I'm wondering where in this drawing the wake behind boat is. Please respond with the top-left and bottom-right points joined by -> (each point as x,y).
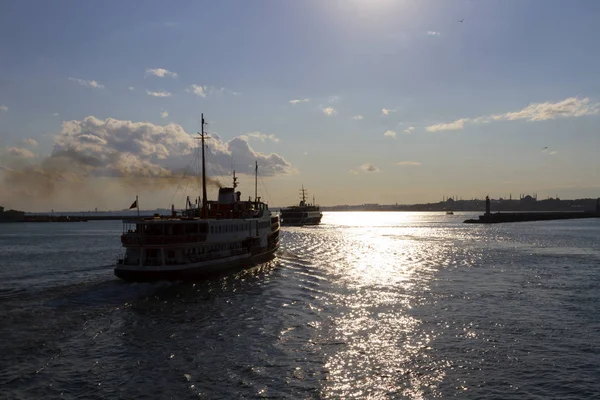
114,114 -> 280,281
280,186 -> 322,226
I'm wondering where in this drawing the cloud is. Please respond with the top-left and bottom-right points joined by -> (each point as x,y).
128,87 -> 135,91
383,130 -> 397,139
360,163 -> 379,172
240,131 -> 280,143
68,77 -> 105,89
146,90 -> 172,97
185,85 -> 239,98
350,163 -> 380,174
403,126 -> 415,134
0,105 -> 7,112
20,138 -> 38,147
289,98 -> 309,104
351,115 -> 364,120
382,108 -> 395,116
426,97 -> 600,132
426,31 -> 440,36
322,107 -> 336,116
542,148 -> 558,155
395,161 -> 422,166
0,116 -> 294,208
426,119 -> 466,132
328,95 -> 341,103
51,113 -> 59,116
145,68 -> 178,78
215,87 -> 240,96
186,84 -> 207,97
160,110 -> 168,119
6,147 -> 35,158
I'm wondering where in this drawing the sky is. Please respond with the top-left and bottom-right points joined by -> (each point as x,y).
1,0 -> 599,211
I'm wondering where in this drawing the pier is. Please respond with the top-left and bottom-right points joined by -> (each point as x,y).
464,197 -> 600,224
22,215 -> 145,223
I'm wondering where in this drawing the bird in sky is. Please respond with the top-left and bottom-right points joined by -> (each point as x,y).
459,19 -> 464,23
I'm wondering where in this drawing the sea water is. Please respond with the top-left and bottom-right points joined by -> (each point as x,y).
0,212 -> 599,399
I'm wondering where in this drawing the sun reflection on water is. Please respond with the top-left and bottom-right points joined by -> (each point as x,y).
309,212 -> 453,398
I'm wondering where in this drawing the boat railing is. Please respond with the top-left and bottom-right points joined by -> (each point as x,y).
121,233 -> 208,246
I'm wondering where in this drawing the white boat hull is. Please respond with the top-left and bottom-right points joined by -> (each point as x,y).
114,248 -> 277,282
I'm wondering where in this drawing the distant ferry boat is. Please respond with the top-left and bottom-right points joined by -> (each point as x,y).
114,114 -> 280,281
280,186 -> 322,226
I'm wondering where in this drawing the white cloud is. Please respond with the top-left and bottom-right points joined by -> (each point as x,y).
502,97 -> 598,121
186,84 -> 207,97
1,118 -> 292,210
185,85 -> 239,98
403,126 -> 415,134
240,131 -> 280,143
216,87 -> 240,96
68,77 -> 105,89
382,108 -> 395,116
383,130 -> 397,139
51,113 -> 59,116
146,90 -> 172,98
21,116 -> 294,183
160,110 -> 168,119
426,119 -> 466,132
426,97 -> 600,132
6,147 -> 35,158
289,98 -> 309,104
0,105 -> 7,112
20,138 -> 38,147
351,115 -> 364,120
396,161 -> 422,166
145,68 -> 178,78
128,87 -> 135,91
542,148 -> 558,155
426,31 -> 440,36
322,107 -> 336,116
359,163 -> 380,173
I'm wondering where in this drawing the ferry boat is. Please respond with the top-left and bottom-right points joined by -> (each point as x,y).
280,186 -> 322,226
114,114 -> 280,281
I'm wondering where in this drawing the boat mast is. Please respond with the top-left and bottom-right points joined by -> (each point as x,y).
254,161 -> 258,205
201,114 -> 208,218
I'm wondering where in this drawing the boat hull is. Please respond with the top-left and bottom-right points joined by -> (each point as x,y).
114,248 -> 277,282
280,218 -> 322,226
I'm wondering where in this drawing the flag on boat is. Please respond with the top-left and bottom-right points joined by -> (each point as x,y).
129,200 -> 137,209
